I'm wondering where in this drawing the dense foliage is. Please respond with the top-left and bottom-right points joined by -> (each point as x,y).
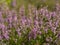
0,0 -> 60,45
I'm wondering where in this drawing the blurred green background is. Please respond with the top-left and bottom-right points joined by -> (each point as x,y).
0,0 -> 60,11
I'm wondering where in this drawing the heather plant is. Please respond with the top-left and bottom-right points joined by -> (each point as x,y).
0,0 -> 60,45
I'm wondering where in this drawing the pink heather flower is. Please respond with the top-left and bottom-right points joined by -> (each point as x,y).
45,11 -> 51,20
29,27 -> 37,39
26,18 -> 31,27
0,23 -> 9,40
37,31 -> 42,35
56,3 -> 60,11
0,35 -> 2,40
34,20 -> 39,25
34,20 -> 39,28
51,27 -> 56,34
16,28 -> 21,36
50,12 -> 56,17
33,10 -> 39,20
46,37 -> 50,42
8,23 -> 12,28
19,5 -> 25,16
0,11 -> 2,17
44,27 -> 48,33
40,7 -> 48,16
32,7 -> 38,16
12,0 -> 16,7
2,29 -> 9,40
21,16 -> 27,27
39,8 -> 44,14
3,33 -> 9,40
12,13 -> 17,22
7,16 -> 12,24
55,20 -> 59,27
49,20 -> 52,27
14,16 -> 17,21
0,24 -> 5,30
39,20 -> 43,26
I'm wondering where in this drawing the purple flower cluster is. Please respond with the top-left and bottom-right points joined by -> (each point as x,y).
0,2 -> 60,45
